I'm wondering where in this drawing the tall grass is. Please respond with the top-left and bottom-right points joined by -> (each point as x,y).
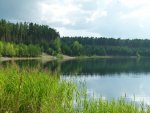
0,64 -> 150,113
0,65 -> 76,113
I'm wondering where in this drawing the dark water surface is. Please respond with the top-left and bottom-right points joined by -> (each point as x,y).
3,58 -> 150,105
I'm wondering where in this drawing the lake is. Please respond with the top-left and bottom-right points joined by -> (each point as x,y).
2,58 -> 150,105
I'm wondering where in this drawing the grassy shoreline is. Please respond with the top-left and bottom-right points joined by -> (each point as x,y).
0,65 -> 150,113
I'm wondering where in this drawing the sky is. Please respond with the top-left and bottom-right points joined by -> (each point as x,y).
0,0 -> 150,39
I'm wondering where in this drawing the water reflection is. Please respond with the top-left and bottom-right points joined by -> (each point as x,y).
2,58 -> 150,76
60,58 -> 150,75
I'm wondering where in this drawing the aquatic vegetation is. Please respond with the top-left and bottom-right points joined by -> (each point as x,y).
0,65 -> 150,113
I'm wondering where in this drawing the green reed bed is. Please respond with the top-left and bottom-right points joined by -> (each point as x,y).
0,65 -> 150,113
0,65 -> 76,113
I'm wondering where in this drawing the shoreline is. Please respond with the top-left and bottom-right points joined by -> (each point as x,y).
0,54 -> 76,62
0,57 -> 41,61
0,55 -> 142,62
76,55 -> 140,59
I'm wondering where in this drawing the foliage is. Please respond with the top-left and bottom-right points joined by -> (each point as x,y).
72,41 -> 83,56
2,19 -> 150,57
61,37 -> 150,57
0,19 -> 60,56
51,38 -> 61,54
0,41 -> 41,57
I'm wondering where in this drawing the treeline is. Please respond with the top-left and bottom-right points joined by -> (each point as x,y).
0,41 -> 41,57
61,37 -> 150,56
0,19 -> 61,56
2,19 -> 150,57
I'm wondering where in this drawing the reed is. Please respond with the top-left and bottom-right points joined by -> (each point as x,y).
0,65 -> 150,113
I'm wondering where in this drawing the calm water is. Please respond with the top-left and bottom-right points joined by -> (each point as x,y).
2,58 -> 150,105
61,58 -> 150,105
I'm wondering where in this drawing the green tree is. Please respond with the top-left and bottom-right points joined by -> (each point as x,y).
72,41 -> 83,56
3,43 -> 16,57
0,41 -> 4,55
50,37 -> 61,55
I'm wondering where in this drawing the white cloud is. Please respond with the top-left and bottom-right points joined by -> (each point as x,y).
37,0 -> 150,38
56,27 -> 101,37
86,10 -> 107,22
1,0 -> 150,38
121,0 -> 150,8
121,7 -> 150,20
39,1 -> 85,25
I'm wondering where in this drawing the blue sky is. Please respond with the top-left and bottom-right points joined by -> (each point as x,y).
0,0 -> 150,39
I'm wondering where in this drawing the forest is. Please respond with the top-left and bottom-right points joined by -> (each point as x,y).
1,19 -> 150,57
61,37 -> 150,57
0,19 -> 60,57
